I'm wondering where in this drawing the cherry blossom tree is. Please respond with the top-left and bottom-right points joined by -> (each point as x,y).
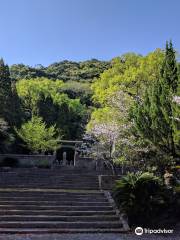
90,122 -> 120,158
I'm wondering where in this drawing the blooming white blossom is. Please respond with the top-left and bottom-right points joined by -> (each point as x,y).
91,122 -> 119,144
173,96 -> 180,105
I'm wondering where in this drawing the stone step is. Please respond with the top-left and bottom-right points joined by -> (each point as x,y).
0,181 -> 98,183
0,175 -> 98,178
0,170 -> 112,174
0,182 -> 99,185
0,205 -> 113,211
0,193 -> 104,198
0,191 -> 103,195
0,180 -> 98,183
0,201 -> 110,206
0,228 -> 125,233
0,172 -> 97,174
8,173 -> 98,175
0,176 -> 97,178
0,176 -> 98,179
0,184 -> 99,188
0,215 -> 119,222
5,169 -> 97,172
0,184 -> 99,187
0,177 -> 98,180
0,173 -> 99,176
0,180 -> 99,184
0,169 -> 125,233
0,195 -> 104,199
0,197 -> 107,202
0,179 -> 98,182
0,186 -> 99,190
0,178 -> 98,181
0,221 -> 122,229
0,210 -> 116,216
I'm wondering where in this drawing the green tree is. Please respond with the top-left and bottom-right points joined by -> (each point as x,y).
10,64 -> 48,81
16,116 -> 60,153
92,51 -> 164,105
16,78 -> 87,139
0,59 -> 12,121
16,77 -> 64,116
59,81 -> 93,106
133,41 -> 179,156
38,95 -> 87,139
0,118 -> 14,153
0,59 -> 23,128
161,41 -> 178,92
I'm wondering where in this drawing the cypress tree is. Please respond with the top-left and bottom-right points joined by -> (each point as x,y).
0,58 -> 11,85
0,58 -> 12,121
161,41 -> 178,93
0,58 -> 22,127
133,41 -> 179,156
158,41 -> 179,155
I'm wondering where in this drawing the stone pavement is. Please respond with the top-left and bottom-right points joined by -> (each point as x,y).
0,231 -> 179,240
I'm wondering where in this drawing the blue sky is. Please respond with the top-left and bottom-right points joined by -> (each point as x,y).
0,0 -> 179,66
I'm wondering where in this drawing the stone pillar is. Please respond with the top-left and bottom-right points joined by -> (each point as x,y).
74,151 -> 78,166
63,152 -> 67,166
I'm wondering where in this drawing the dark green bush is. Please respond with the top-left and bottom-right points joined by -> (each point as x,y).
112,172 -> 171,226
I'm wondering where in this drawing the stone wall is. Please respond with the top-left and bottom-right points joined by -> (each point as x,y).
99,175 -> 122,190
0,154 -> 55,168
75,157 -> 96,170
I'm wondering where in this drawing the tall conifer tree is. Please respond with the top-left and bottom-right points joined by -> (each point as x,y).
0,58 -> 22,127
133,41 -> 179,156
0,58 -> 12,121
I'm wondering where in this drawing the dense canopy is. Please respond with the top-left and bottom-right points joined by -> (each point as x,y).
0,44 -> 179,162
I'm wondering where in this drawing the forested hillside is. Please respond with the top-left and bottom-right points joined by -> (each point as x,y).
10,59 -> 110,82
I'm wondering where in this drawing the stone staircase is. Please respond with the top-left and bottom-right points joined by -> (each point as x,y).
0,168 -> 126,233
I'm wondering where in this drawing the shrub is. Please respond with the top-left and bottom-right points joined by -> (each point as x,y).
112,172 -> 167,226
